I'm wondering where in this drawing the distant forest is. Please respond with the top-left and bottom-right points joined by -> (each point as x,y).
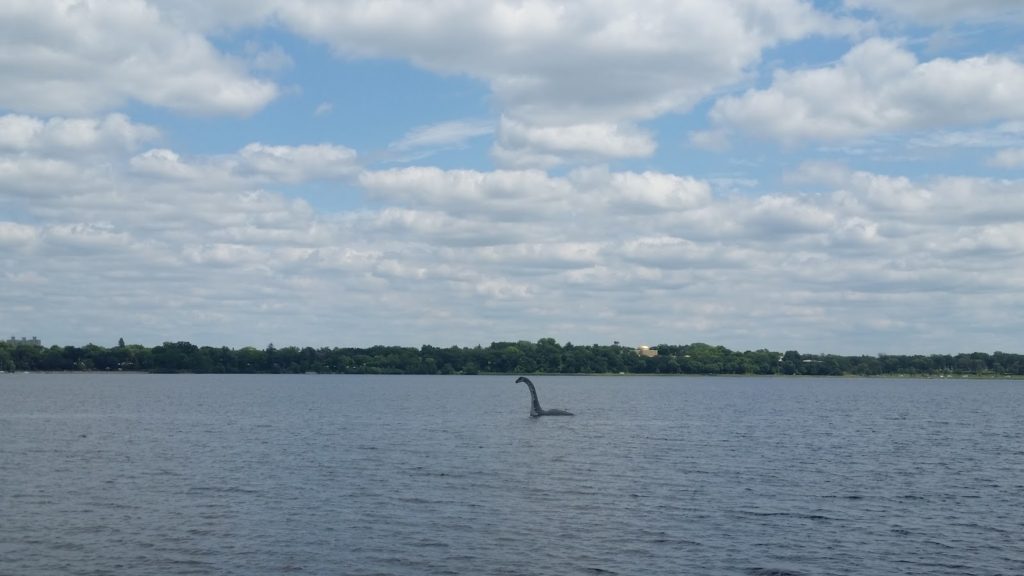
1,338 -> 1022,377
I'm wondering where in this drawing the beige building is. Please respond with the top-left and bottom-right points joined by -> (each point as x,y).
636,345 -> 658,358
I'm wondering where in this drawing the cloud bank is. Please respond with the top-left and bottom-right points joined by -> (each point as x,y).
2,1 -> 1024,355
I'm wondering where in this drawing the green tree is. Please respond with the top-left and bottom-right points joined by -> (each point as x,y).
0,346 -> 15,372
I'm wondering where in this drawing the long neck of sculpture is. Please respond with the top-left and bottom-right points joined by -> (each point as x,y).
523,378 -> 543,415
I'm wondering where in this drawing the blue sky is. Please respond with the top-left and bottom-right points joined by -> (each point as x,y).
3,0 -> 1024,354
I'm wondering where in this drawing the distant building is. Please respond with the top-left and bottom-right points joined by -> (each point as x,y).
636,345 -> 658,358
5,336 -> 42,347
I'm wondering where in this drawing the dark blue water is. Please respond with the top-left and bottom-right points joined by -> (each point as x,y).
1,374 -> 1022,575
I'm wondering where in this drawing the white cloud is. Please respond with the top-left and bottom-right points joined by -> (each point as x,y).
147,0 -> 280,31
0,1 -> 864,163
0,221 -> 39,248
471,242 -> 602,270
0,155 -> 107,197
264,0 -> 859,162
0,115 -> 46,150
795,163 -> 1024,226
359,208 -> 520,248
949,223 -> 1024,254
989,148 -> 1024,168
618,236 -> 750,270
569,166 -> 711,213
0,113 -> 159,154
358,165 -> 716,231
743,194 -> 837,235
128,142 -> 360,185
907,122 -> 1024,150
182,242 -> 271,268
235,143 -> 360,183
6,134 -> 1024,351
608,171 -> 711,212
709,38 -> 1024,143
489,147 -> 566,170
494,116 -> 656,167
244,42 -> 294,71
129,149 -> 200,180
389,120 -> 494,152
359,167 -> 574,222
0,0 -> 278,115
45,222 -> 133,250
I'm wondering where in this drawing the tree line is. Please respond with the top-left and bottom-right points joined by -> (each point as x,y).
1,338 -> 1022,377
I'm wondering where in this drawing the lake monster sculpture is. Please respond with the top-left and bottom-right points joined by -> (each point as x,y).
515,376 -> 573,417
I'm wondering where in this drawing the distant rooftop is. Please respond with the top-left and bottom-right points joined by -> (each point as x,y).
5,336 -> 42,347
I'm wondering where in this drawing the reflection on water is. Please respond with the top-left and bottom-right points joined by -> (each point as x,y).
1,374 -> 1023,575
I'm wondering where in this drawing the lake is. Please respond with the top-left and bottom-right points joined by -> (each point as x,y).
1,374 -> 1022,575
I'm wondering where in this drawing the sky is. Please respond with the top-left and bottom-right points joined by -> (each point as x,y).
3,0 -> 1024,354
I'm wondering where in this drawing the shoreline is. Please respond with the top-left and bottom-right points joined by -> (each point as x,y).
3,370 -> 1022,380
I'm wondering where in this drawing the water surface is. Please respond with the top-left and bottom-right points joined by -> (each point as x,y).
2,374 -> 1022,575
